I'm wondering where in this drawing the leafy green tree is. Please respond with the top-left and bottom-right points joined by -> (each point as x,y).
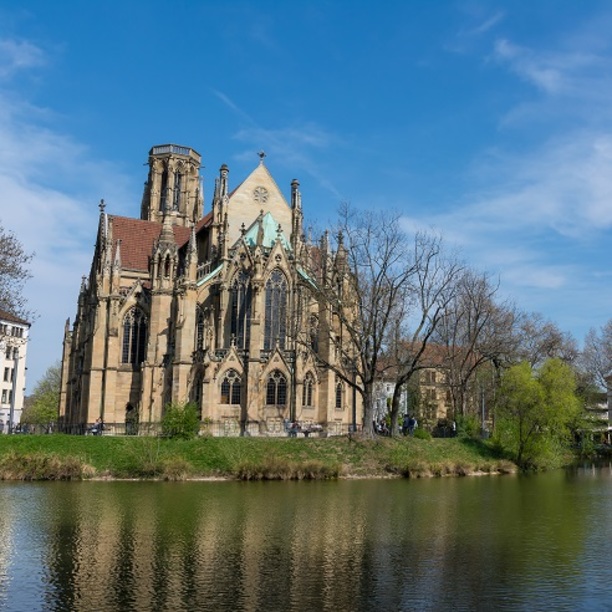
494,358 -> 581,469
22,362 -> 61,431
161,402 -> 200,439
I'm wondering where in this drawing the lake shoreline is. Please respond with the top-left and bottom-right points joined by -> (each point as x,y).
0,434 -> 525,481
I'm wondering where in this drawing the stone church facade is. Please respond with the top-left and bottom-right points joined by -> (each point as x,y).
59,144 -> 358,436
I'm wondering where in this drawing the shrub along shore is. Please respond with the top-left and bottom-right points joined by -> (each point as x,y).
0,434 -> 519,481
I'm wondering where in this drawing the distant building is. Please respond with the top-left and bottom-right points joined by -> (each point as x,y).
60,145 -> 360,435
0,308 -> 30,433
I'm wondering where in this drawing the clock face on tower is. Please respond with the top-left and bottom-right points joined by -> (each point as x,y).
253,186 -> 269,204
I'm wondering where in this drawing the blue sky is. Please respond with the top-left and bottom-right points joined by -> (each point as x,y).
1,1 -> 611,389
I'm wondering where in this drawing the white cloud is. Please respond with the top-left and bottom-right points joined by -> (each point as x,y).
0,42 -> 134,388
0,38 -> 45,79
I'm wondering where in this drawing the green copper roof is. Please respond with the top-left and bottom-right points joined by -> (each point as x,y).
242,211 -> 292,251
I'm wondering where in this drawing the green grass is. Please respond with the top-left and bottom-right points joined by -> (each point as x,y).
0,434 -> 517,481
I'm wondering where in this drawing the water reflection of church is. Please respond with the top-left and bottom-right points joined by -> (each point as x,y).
59,144 -> 359,435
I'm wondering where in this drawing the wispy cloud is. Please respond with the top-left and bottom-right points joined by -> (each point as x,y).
0,38 -> 45,79
0,38 -> 133,385
404,23 -> 612,332
492,38 -> 605,95
214,89 -> 343,199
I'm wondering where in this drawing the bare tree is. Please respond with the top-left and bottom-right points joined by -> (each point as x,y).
386,233 -> 464,435
303,203 -> 417,437
513,311 -> 577,368
581,320 -> 612,391
0,220 -> 34,322
432,270 -> 516,417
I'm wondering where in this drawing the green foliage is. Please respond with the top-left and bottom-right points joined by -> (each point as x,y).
21,362 -> 61,428
494,359 -> 582,469
160,402 -> 200,440
413,428 -> 432,440
456,414 -> 481,440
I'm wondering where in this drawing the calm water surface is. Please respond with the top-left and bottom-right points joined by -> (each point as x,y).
1,466 -> 612,611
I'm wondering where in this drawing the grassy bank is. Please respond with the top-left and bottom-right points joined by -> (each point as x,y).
0,434 -> 517,481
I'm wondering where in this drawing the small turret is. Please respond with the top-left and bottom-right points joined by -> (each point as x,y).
290,178 -> 303,251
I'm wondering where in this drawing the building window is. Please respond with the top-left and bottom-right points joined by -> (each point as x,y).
335,380 -> 344,410
121,308 -> 148,365
264,269 -> 287,351
266,370 -> 287,406
196,305 -> 206,352
191,371 -> 203,415
159,169 -> 168,210
220,369 -> 241,405
1,390 -> 6,404
302,372 -> 314,407
309,314 -> 319,353
173,172 -> 182,210
3,368 -> 8,382
230,271 -> 252,350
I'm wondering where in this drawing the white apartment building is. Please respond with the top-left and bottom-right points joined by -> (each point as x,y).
0,308 -> 30,433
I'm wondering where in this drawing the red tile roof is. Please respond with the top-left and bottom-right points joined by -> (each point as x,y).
109,213 -> 212,272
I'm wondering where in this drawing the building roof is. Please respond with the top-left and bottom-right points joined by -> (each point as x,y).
110,213 -> 211,272
241,211 -> 292,250
0,307 -> 30,327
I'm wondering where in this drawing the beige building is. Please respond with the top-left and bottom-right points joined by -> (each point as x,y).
0,308 -> 30,433
59,144 -> 358,435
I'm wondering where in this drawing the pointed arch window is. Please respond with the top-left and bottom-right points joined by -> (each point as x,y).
220,369 -> 241,405
335,379 -> 344,410
230,271 -> 252,350
266,370 -> 287,406
196,305 -> 207,352
302,372 -> 315,408
173,171 -> 182,210
264,269 -> 287,351
160,169 -> 168,211
191,370 -> 203,416
122,308 -> 148,365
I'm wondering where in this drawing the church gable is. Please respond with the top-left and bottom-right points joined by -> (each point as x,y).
226,162 -> 292,247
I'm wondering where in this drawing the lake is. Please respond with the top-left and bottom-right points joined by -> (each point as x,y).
1,466 -> 611,611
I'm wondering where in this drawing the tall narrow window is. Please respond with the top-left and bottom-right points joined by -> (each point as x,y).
173,172 -> 182,210
309,314 -> 319,353
266,370 -> 287,406
220,369 -> 241,405
264,269 -> 287,351
122,308 -> 148,365
230,271 -> 251,350
196,305 -> 206,352
335,380 -> 343,410
302,372 -> 314,407
160,169 -> 168,210
191,371 -> 203,416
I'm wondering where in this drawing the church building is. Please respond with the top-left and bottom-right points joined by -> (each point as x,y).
59,144 -> 358,436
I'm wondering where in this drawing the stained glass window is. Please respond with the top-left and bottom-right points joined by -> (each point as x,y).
266,370 -> 287,406
302,372 -> 314,407
220,369 -> 241,405
121,308 -> 148,365
230,271 -> 252,350
264,269 -> 287,350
